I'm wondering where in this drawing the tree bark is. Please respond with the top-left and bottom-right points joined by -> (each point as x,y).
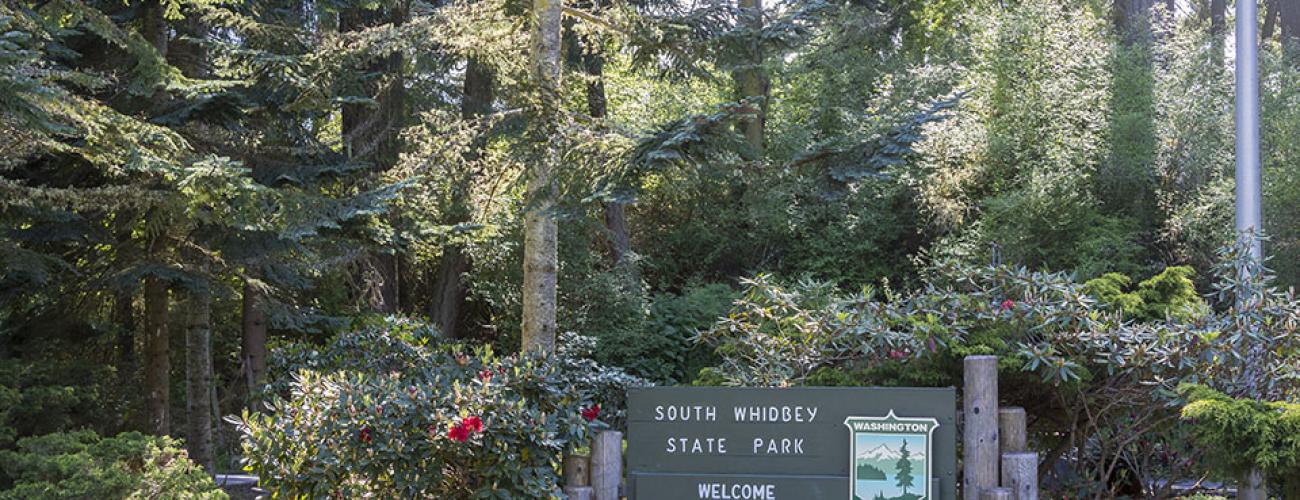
734,0 -> 768,156
583,45 -> 608,120
430,245 -> 471,338
185,287 -> 214,473
463,57 -> 496,122
1114,0 -> 1158,43
142,0 -> 168,66
340,7 -> 407,169
522,0 -> 563,353
1263,0 -> 1280,40
580,36 -> 632,266
240,279 -> 267,401
602,202 -> 630,264
428,57 -> 494,338
1211,0 -> 1228,67
341,5 -> 407,314
1283,0 -> 1300,47
114,290 -> 135,366
1210,0 -> 1227,34
141,0 -> 171,438
143,276 -> 169,436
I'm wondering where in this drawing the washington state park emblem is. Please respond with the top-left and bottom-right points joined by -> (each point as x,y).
844,411 -> 939,500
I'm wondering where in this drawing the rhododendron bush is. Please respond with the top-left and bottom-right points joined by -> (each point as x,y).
235,319 -> 645,497
698,239 -> 1300,497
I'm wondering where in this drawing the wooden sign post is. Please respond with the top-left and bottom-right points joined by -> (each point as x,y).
963,356 -> 998,500
626,387 -> 958,500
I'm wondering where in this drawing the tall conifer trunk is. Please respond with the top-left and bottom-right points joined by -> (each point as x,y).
1283,0 -> 1300,47
522,0 -> 562,353
140,0 -> 172,439
174,14 -> 215,469
429,58 -> 494,338
580,31 -> 632,266
143,276 -> 169,435
1114,0 -> 1155,40
603,202 -> 630,264
241,280 -> 267,400
1263,0 -> 1280,40
342,6 -> 407,314
114,291 -> 134,366
735,0 -> 767,155
184,286 -> 214,473
1211,0 -> 1227,67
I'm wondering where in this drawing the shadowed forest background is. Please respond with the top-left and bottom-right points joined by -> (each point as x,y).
2,0 -> 1300,497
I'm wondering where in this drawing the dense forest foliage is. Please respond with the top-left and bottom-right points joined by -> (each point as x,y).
2,0 -> 1300,496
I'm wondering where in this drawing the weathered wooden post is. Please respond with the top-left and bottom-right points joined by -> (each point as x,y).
1239,470 -> 1267,500
998,407 -> 1027,453
964,355 -> 999,500
1000,452 -> 1038,500
978,487 -> 1013,500
565,485 -> 595,500
591,430 -> 622,500
564,453 -> 593,500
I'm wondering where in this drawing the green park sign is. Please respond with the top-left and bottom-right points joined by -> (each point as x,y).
626,387 -> 957,500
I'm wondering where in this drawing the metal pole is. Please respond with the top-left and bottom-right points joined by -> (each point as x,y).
1236,0 -> 1265,400
1234,3 -> 1267,498
1236,0 -> 1261,259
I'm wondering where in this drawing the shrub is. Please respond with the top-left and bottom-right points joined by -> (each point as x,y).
594,324 -> 680,383
238,320 -> 645,498
700,239 -> 1300,497
0,346 -> 134,448
0,430 -> 225,499
1085,266 -> 1204,322
593,283 -> 735,384
1179,384 -> 1300,496
1083,272 -> 1144,317
260,316 -> 442,398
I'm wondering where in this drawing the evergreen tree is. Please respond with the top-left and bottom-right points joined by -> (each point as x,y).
1,0 -> 400,440
895,439 -> 914,495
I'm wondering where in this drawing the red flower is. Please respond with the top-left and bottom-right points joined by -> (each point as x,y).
1000,298 -> 1015,311
888,350 -> 907,360
358,427 -> 373,444
478,369 -> 493,382
463,415 -> 484,433
448,423 -> 470,442
581,404 -> 601,422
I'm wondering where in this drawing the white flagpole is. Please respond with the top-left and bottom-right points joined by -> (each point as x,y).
1234,0 -> 1266,498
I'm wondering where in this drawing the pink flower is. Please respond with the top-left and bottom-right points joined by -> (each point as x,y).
358,427 -> 373,444
581,404 -> 601,422
1000,299 -> 1015,311
478,369 -> 493,383
889,350 -> 907,360
448,423 -> 470,442
463,415 -> 484,433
